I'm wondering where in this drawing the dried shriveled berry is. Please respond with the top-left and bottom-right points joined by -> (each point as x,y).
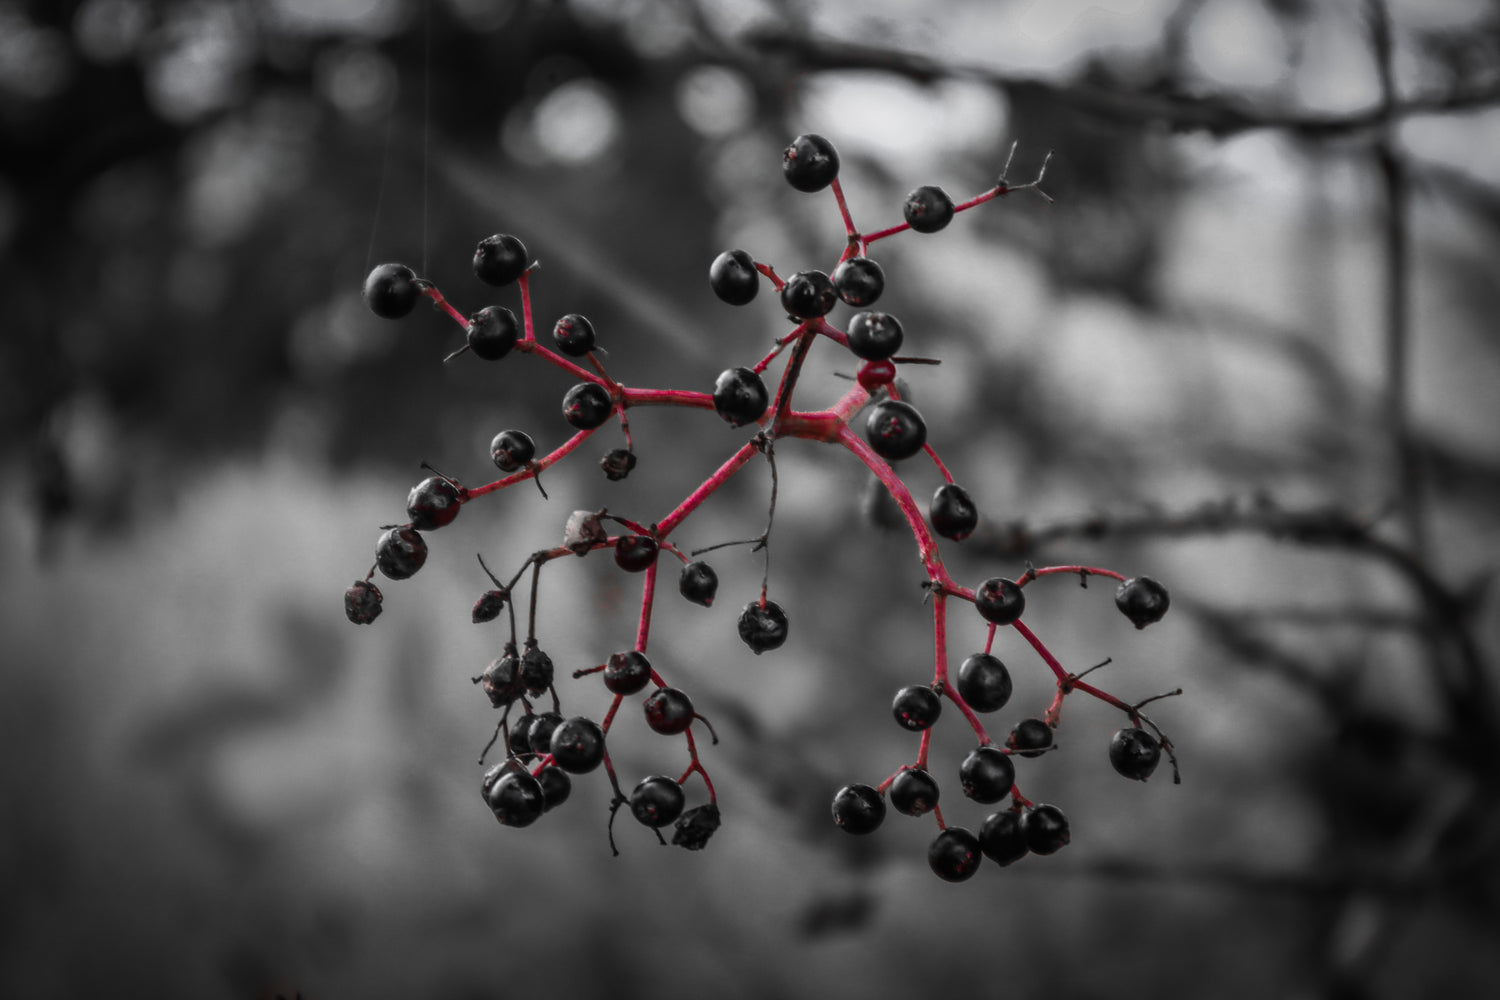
520,642 -> 554,696
737,600 -> 789,654
375,526 -> 427,580
672,802 -> 721,850
973,577 -> 1025,625
473,234 -> 528,287
537,765 -> 571,811
1116,576 -> 1170,629
344,579 -> 383,624
600,448 -> 636,481
630,775 -> 686,828
478,646 -> 524,708
891,685 -> 942,732
782,133 -> 840,192
466,305 -> 519,360
832,783 -> 886,835
406,476 -> 462,531
710,249 -> 759,305
928,827 -> 982,882
363,262 -> 419,319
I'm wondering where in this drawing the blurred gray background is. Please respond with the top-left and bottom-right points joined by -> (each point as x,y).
3,0 -> 1499,997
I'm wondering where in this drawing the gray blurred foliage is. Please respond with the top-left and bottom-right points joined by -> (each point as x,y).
2,0 -> 1500,998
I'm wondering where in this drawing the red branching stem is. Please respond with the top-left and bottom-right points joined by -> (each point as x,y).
754,261 -> 785,290
464,428 -> 596,499
830,177 -> 859,243
1012,618 -> 1136,715
916,727 -> 932,770
932,803 -> 947,830
656,439 -> 761,539
752,330 -> 806,375
635,559 -> 658,653
864,180 -> 1017,245
621,387 -> 716,411
983,622 -> 998,655
1017,564 -> 1128,587
518,271 -> 536,342
924,442 -> 955,484
769,326 -> 819,424
681,727 -> 717,801
835,425 -> 948,579
513,339 -> 601,383
600,692 -> 624,733
935,593 -> 994,744
421,284 -> 469,328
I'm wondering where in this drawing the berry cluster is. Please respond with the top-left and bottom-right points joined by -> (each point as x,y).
346,134 -> 1181,873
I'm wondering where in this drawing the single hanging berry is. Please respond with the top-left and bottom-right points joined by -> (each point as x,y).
903,185 -> 955,233
930,483 -> 978,541
1020,803 -> 1071,855
485,769 -> 545,827
477,644 -> 524,708
551,313 -> 597,357
973,577 -> 1025,625
549,716 -> 606,773
959,745 -> 1016,803
1007,718 -> 1054,758
520,642 -> 554,696
490,429 -> 536,472
406,476 -> 462,531
1109,726 -> 1162,781
955,653 -> 1013,712
865,399 -> 927,461
832,256 -> 884,307
709,249 -> 759,305
889,767 -> 940,817
928,828 -> 982,882
979,809 -> 1029,866
782,133 -> 840,192
831,783 -> 885,835
363,262 -> 419,319
737,600 -> 789,654
614,535 -> 658,573
779,270 -> 837,320
891,684 -> 942,732
629,775 -> 687,828
678,561 -> 718,607
1115,576 -> 1170,629
643,687 -> 696,736
344,579 -> 383,624
712,367 -> 770,427
600,448 -> 636,481
375,526 -> 427,580
603,650 -> 653,696
561,382 -> 613,430
473,234 -> 528,287
467,305 -> 519,360
845,311 -> 903,361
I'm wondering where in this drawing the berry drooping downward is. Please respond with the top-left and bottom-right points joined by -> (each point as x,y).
737,600 -> 789,654
955,653 -> 1013,712
604,650 -> 653,696
520,642 -> 554,696
782,133 -> 840,192
865,399 -> 927,461
363,262 -> 419,319
1021,803 -> 1071,855
832,783 -> 886,835
537,765 -> 571,811
678,561 -> 719,607
779,270 -> 837,320
630,775 -> 687,828
1007,718 -> 1054,758
857,359 -> 897,393
490,429 -> 536,472
959,745 -> 1016,803
614,535 -> 659,573
485,769 -> 545,827
1115,576 -> 1171,629
600,448 -> 636,481
644,686 -> 695,736
709,249 -> 760,306
928,828 -> 983,882
478,645 -> 524,708
526,712 -> 565,755
473,234 -> 528,287
562,382 -> 613,430
1109,727 -> 1162,781
344,579 -> 383,624
467,305 -> 519,360
472,589 -> 506,623
712,367 -> 770,427
890,767 -> 940,817
549,716 -> 606,773
845,311 -> 904,361
930,483 -> 978,541
891,684 -> 943,732
551,313 -> 597,357
979,810 -> 1029,866
974,577 -> 1025,625
903,185 -> 955,234
832,256 -> 884,307
375,526 -> 427,580
406,476 -> 462,531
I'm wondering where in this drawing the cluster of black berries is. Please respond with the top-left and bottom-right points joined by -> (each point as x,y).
345,132 -> 1181,874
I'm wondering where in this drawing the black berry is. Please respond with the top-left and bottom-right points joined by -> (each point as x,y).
959,745 -> 1016,803
526,712 -> 565,755
614,535 -> 658,573
1115,576 -> 1170,629
928,827 -> 983,882
537,765 -> 571,811
551,313 -> 596,357
520,642 -> 554,696
466,305 -> 519,360
375,526 -> 427,580
864,399 -> 927,461
712,367 -> 770,427
831,783 -> 886,835
903,185 -> 955,234
891,684 -> 942,732
630,775 -> 687,828
679,561 -> 718,607
486,769 -> 545,827
472,589 -> 506,623
643,687 -> 695,736
604,650 -> 653,696
1007,718 -> 1054,758
363,262 -> 418,319
478,645 -> 524,708
710,249 -> 759,305
406,475 -> 462,531
600,448 -> 636,481
1021,803 -> 1070,855
890,768 -> 940,817
490,429 -> 536,472
930,483 -> 978,541
974,577 -> 1025,625
832,256 -> 884,307
979,810 -> 1029,866
845,311 -> 904,361
508,722 -> 534,757
548,716 -> 606,773
473,234 -> 528,287
344,579 -> 383,624
737,600 -> 789,654
1109,727 -> 1162,781
673,802 -> 721,850
779,270 -> 837,320
955,653 -> 1013,713
782,133 -> 840,192
561,382 -> 612,430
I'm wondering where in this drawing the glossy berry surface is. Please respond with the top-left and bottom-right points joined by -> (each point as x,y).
1007,718 -> 1054,758
955,653 -> 1013,713
614,535 -> 659,573
712,367 -> 770,427
831,783 -> 886,835
472,589 -> 506,623
865,399 -> 927,461
709,249 -> 759,305
537,765 -> 571,811
344,579 -> 383,624
890,768 -> 940,817
974,577 -> 1025,625
600,448 -> 636,481
561,382 -> 613,430
363,262 -> 419,319
604,650 -> 653,696
375,526 -> 427,580
779,270 -> 837,320
928,827 -> 983,882
832,256 -> 884,307
630,775 -> 687,828
782,133 -> 840,192
845,311 -> 904,361
1021,803 -> 1071,855
643,687 -> 695,736
1116,576 -> 1171,629
678,561 -> 718,607
466,305 -> 519,360
508,722 -> 534,757
979,810 -> 1029,866
478,648 -> 524,708
548,716 -> 606,773
489,429 -> 536,472
486,770 -> 545,827
737,600 -> 789,654
959,745 -> 1016,803
406,476 -> 462,531
903,185 -> 955,233
473,234 -> 528,287
1109,727 -> 1162,781
551,313 -> 597,357
520,643 -> 554,696
526,712 -> 565,755
891,684 -> 942,731
930,483 -> 978,541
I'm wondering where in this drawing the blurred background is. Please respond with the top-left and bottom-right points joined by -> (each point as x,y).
3,0 -> 1499,996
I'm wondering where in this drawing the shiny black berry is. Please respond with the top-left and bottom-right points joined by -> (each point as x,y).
526,712 -> 565,755
406,475 -> 462,531
737,600 -> 789,654
955,653 -> 1013,713
486,769 -> 545,827
549,716 -> 606,773
903,185 -> 955,234
551,313 -> 597,357
478,646 -> 524,708
890,767 -> 940,817
520,642 -> 554,696
1021,803 -> 1071,855
779,269 -> 837,320
832,256 -> 884,307
928,827 -> 983,882
1115,576 -> 1170,629
375,526 -> 427,580
643,686 -> 695,736
537,765 -> 571,811
344,579 -> 383,624
562,382 -> 612,430
472,589 -> 506,623
831,783 -> 886,835
782,133 -> 840,192
508,722 -> 534,757
614,535 -> 658,573
712,367 -> 770,427
930,483 -> 978,541
845,311 -> 904,361
600,448 -> 636,481
679,561 -> 718,607
974,577 -> 1025,625
710,249 -> 759,305
1007,718 -> 1054,758
959,745 -> 1016,803
865,399 -> 927,461
604,650 -> 653,696
630,775 -> 686,828
467,305 -> 519,360
490,429 -> 536,472
363,262 -> 419,319
891,684 -> 942,732
473,234 -> 528,287
979,810 -> 1029,866
1109,727 -> 1162,781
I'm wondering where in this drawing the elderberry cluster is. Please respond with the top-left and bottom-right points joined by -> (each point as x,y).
345,133 -> 1183,875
